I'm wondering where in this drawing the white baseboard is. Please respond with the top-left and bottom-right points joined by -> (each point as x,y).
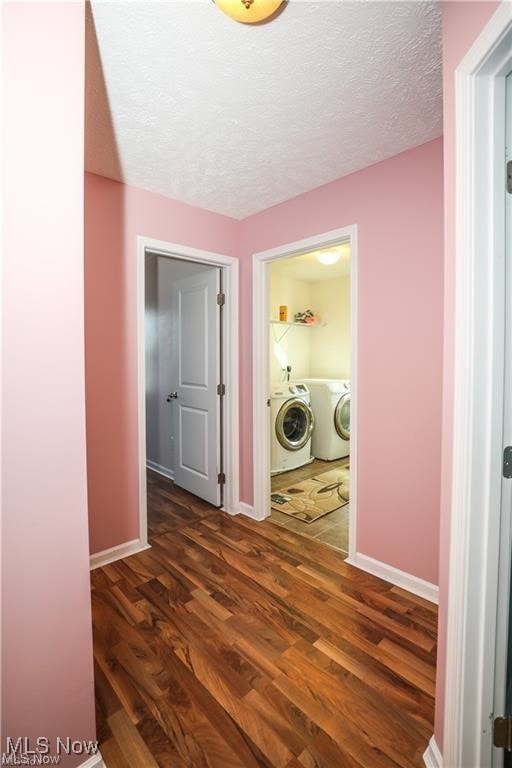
238,501 -> 266,521
146,460 -> 174,481
90,538 -> 151,570
346,552 -> 439,604
423,736 -> 442,768
79,752 -> 106,768
223,502 -> 239,516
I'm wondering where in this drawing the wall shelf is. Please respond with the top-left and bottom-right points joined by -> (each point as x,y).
270,319 -> 327,344
269,320 -> 326,328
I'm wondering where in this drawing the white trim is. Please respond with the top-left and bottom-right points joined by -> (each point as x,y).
238,500 -> 259,520
445,4 -> 512,768
89,538 -> 150,571
78,753 -> 106,768
147,459 -> 174,481
136,236 -> 240,532
346,552 -> 438,605
251,225 -> 358,561
348,225 -> 358,560
423,737 -> 442,768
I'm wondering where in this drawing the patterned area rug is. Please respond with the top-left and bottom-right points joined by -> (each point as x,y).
271,465 -> 350,523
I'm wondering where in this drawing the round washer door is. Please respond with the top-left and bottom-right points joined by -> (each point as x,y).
275,398 -> 314,451
334,391 -> 350,440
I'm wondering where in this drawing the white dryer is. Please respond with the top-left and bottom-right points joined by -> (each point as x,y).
303,379 -> 350,460
270,382 -> 314,475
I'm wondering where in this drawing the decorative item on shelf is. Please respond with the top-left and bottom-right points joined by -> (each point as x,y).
294,309 -> 320,325
213,0 -> 284,24
279,305 -> 288,322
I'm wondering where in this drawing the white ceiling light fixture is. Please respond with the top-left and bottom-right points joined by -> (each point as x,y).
214,0 -> 284,24
316,251 -> 341,266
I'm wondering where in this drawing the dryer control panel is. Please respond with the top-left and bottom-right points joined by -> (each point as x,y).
289,384 -> 308,395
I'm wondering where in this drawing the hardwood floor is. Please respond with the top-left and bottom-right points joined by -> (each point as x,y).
270,458 -> 350,554
91,470 -> 437,767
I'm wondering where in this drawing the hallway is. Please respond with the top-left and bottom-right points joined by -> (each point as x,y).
91,471 -> 437,767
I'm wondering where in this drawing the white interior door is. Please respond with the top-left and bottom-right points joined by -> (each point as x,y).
170,267 -> 222,506
493,70 -> 512,767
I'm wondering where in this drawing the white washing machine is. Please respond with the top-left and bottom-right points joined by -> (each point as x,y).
270,382 -> 314,475
302,379 -> 350,460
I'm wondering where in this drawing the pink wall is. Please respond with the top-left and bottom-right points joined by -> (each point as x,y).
86,141 -> 444,588
85,173 -> 238,554
1,4 -> 96,766
434,0 -> 500,750
239,139 -> 444,585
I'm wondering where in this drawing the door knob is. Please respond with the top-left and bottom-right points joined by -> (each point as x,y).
166,392 -> 178,401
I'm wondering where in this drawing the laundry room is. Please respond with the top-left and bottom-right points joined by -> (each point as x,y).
269,242 -> 352,555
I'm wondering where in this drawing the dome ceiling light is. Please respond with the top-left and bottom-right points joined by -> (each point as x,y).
214,0 -> 284,24
316,251 -> 341,266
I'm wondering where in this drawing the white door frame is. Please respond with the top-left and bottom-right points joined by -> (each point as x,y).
137,235 -> 240,546
252,224 -> 358,561
443,5 -> 512,767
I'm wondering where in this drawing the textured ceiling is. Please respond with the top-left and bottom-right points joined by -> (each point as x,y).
86,1 -> 442,220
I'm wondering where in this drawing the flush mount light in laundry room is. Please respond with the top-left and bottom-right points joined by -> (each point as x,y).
316,251 -> 341,266
214,0 -> 284,24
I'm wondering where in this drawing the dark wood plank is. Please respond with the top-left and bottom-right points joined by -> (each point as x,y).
91,471 -> 437,767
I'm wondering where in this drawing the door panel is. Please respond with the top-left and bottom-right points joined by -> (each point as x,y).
180,284 -> 208,386
171,267 -> 221,506
180,406 -> 208,475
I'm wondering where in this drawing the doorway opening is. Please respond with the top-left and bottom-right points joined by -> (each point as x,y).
145,254 -> 224,502
252,225 -> 357,560
137,236 -> 240,547
268,244 -> 351,554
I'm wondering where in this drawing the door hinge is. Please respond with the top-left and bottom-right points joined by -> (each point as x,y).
507,160 -> 512,194
493,716 -> 512,751
217,472 -> 226,485
503,446 -> 512,478
217,292 -> 226,306
217,383 -> 226,396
